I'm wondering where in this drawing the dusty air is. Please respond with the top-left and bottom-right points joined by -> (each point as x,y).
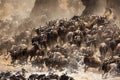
0,0 -> 120,80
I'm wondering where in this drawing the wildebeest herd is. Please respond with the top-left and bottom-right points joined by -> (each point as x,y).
0,13 -> 120,79
0,68 -> 74,80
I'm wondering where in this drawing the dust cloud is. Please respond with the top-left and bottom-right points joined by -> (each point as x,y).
81,0 -> 107,16
81,0 -> 120,25
0,0 -> 35,20
30,0 -> 120,26
0,0 -> 35,39
31,0 -> 85,25
0,0 -> 120,32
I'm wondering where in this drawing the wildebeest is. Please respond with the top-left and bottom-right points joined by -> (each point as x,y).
114,43 -> 120,56
8,45 -> 28,64
60,74 -> 74,80
99,42 -> 108,59
73,35 -> 82,47
27,42 -> 40,61
28,74 -> 39,80
84,54 -> 102,72
101,58 -> 119,78
66,31 -> 74,44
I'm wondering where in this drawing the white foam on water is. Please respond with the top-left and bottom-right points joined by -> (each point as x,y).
21,64 -> 120,80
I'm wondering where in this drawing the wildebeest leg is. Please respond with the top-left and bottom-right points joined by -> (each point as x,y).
30,56 -> 33,61
110,49 -> 115,58
86,42 -> 91,47
76,41 -> 81,47
102,72 -> 105,79
102,68 -> 113,79
102,72 -> 108,79
84,65 -> 89,72
40,43 -> 43,49
60,36 -> 66,45
11,60 -> 14,64
43,42 -> 47,49
101,52 -> 105,60
93,41 -> 97,50
79,41 -> 81,47
5,52 -> 10,60
11,59 -> 16,67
